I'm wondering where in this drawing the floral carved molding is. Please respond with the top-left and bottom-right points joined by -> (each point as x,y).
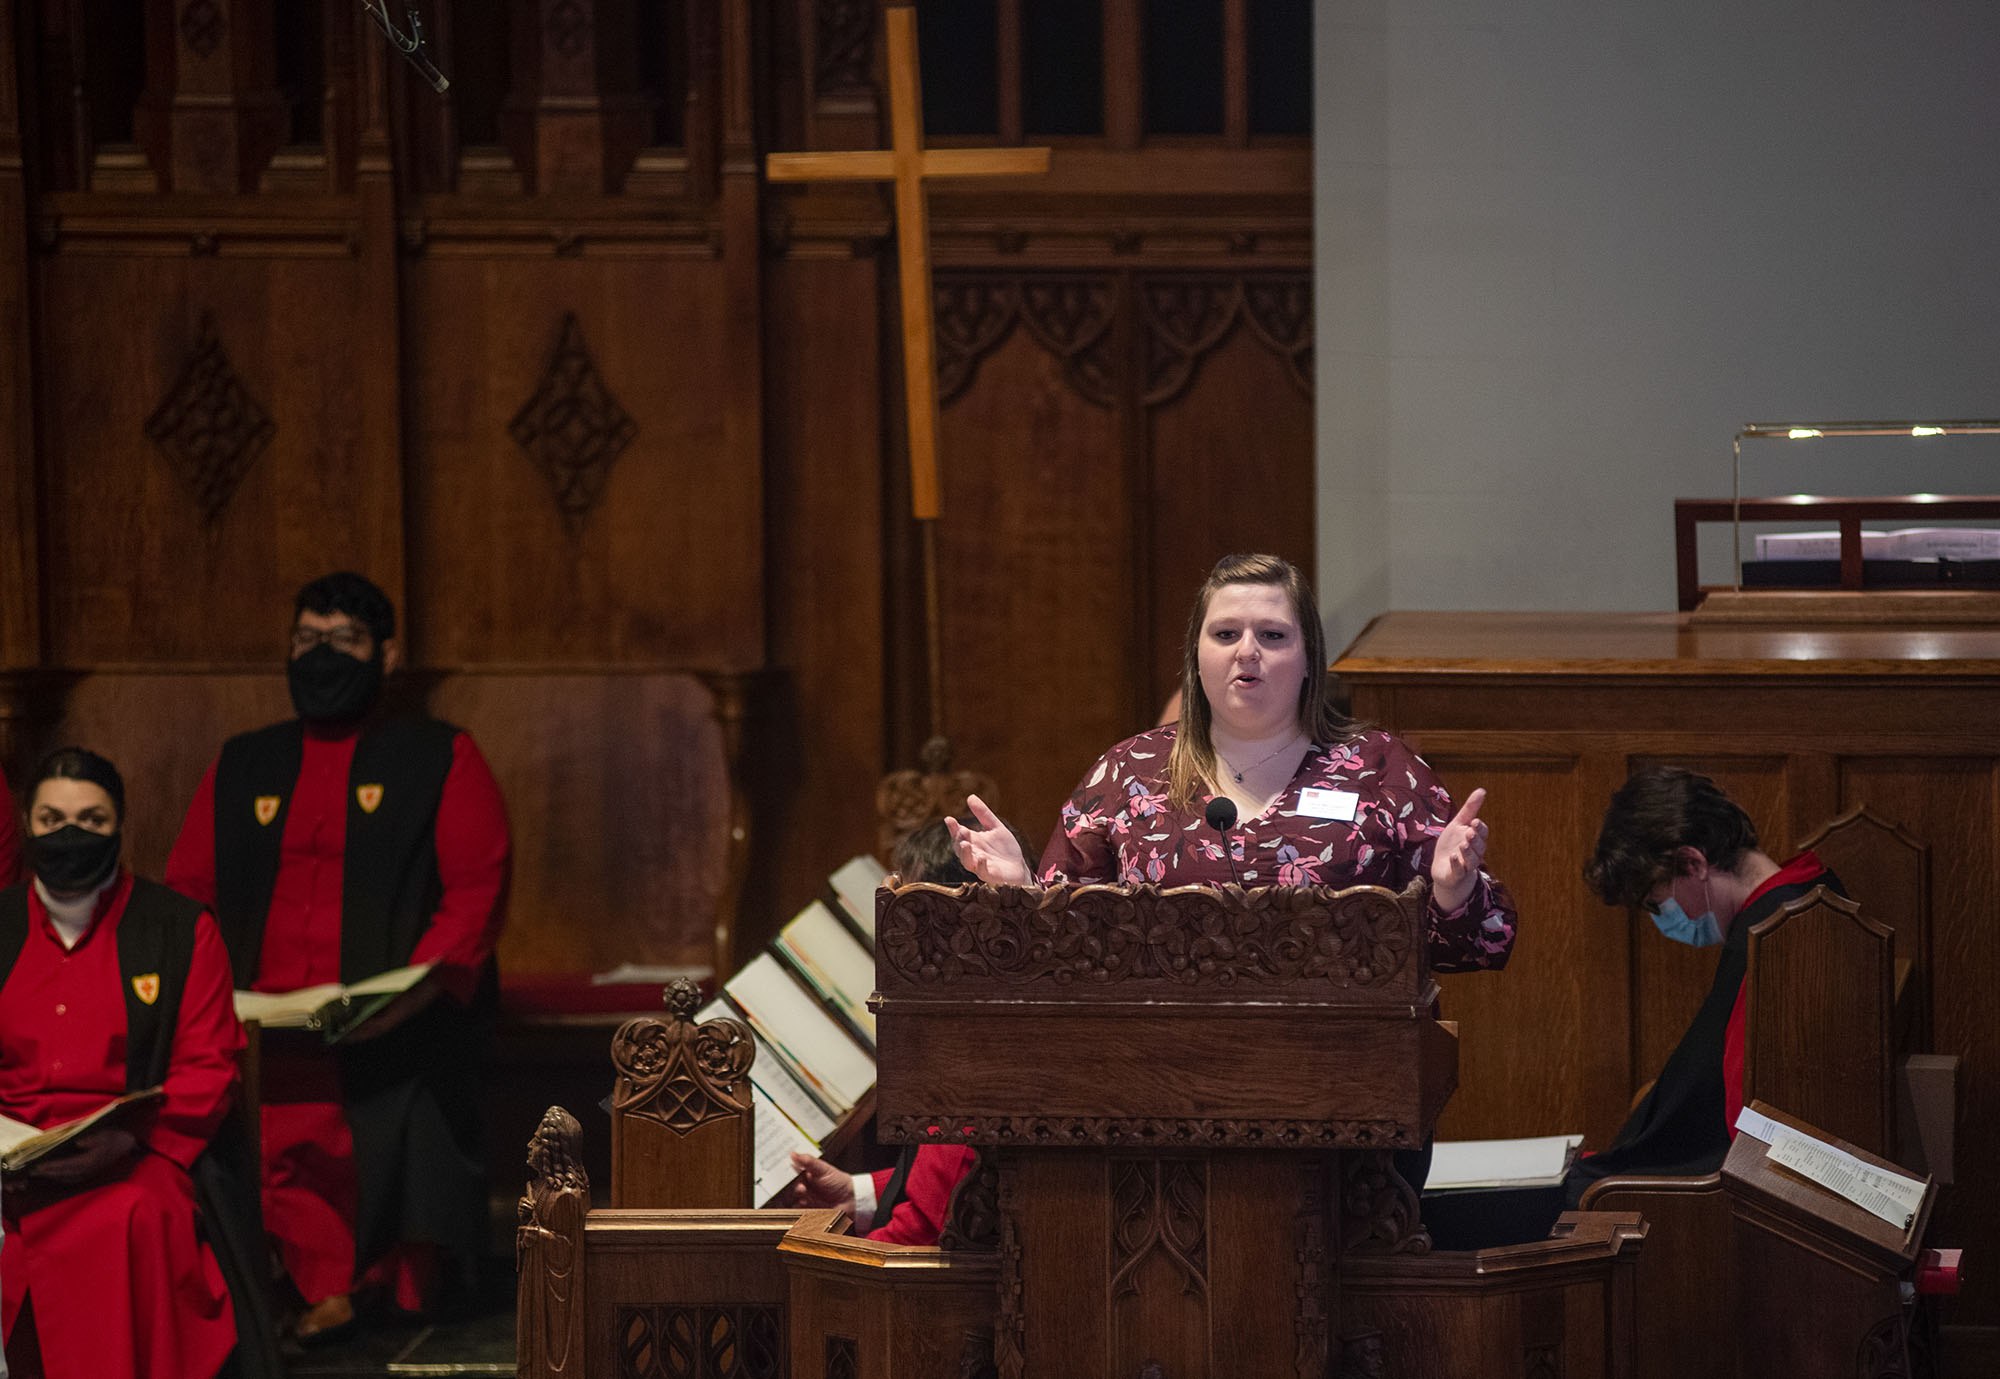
609,978 -> 753,1135
876,882 -> 1419,993
934,271 -> 1313,410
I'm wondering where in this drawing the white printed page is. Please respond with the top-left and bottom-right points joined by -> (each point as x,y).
751,1083 -> 819,1207
724,955 -> 877,1112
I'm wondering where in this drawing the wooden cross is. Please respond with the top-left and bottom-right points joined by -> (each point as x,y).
766,7 -> 1050,522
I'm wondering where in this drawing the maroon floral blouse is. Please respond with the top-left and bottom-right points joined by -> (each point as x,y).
1036,725 -> 1516,973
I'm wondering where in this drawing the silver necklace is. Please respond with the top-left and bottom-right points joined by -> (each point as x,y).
1217,735 -> 1303,784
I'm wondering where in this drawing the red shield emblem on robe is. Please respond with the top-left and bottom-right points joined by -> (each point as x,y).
132,973 -> 160,1005
254,795 -> 280,826
356,784 -> 384,814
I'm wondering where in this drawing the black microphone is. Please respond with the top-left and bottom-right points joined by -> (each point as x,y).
364,0 -> 451,94
1204,797 -> 1243,886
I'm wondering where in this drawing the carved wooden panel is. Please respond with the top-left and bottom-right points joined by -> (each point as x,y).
143,312 -> 275,524
509,312 -> 639,535
1111,1157 -> 1210,1378
616,1304 -> 784,1379
611,981 -> 754,1135
37,257 -> 404,665
879,881 -> 1419,996
403,259 -> 762,669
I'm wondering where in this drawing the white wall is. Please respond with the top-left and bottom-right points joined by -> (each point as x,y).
1314,0 -> 2000,648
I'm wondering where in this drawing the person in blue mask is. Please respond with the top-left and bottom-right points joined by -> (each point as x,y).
1562,767 -> 1839,1206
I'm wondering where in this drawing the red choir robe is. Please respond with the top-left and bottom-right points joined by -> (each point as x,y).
0,766 -> 21,886
165,725 -> 510,1309
0,874 -> 243,1379
865,1144 -> 979,1246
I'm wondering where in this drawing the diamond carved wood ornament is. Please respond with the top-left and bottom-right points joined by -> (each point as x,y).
144,314 -> 275,525
509,313 -> 638,534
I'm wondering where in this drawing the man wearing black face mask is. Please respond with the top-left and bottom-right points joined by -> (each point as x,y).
166,572 -> 511,1342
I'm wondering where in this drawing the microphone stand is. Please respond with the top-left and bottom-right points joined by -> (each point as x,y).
363,0 -> 451,94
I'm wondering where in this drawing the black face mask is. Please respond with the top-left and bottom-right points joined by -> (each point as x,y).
29,824 -> 122,895
287,644 -> 385,723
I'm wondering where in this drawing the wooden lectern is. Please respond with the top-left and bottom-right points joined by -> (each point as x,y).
778,879 -> 1643,1378
1723,1101 -> 1940,1377
520,881 -> 1645,1379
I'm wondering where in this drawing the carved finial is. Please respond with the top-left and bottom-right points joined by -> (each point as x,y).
920,735 -> 953,774
663,976 -> 702,1022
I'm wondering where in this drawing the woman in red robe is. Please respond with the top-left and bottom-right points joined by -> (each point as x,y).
0,748 -> 245,1379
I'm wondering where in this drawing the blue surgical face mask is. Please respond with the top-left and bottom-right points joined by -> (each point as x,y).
1650,897 -> 1724,947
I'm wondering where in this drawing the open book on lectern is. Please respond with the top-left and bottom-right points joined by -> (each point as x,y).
690,852 -> 889,1205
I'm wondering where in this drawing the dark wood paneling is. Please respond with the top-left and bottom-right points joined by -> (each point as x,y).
1834,757 -> 1999,1313
42,671 -> 293,872
755,255 -> 885,955
37,252 -> 403,665
1144,308 -> 1313,708
428,671 -> 729,974
936,323 -> 1131,851
1417,751 -> 1618,1142
403,257 -> 761,669
1342,615 -> 2000,1329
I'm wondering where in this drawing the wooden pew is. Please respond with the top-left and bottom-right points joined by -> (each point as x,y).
1583,805 -> 1940,1379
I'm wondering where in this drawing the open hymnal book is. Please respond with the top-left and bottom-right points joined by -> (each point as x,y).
1425,1134 -> 1584,1191
749,1082 -> 819,1207
827,854 -> 888,948
232,963 -> 433,1041
773,900 -> 878,1051
723,953 -> 876,1122
0,1087 -> 164,1172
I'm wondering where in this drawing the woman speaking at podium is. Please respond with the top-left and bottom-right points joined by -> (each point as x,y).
950,552 -> 1516,975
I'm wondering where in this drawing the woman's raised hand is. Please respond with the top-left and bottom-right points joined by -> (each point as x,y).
1430,787 -> 1489,912
947,794 -> 1032,885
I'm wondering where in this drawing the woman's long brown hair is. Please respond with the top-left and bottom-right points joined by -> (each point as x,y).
1165,553 -> 1356,810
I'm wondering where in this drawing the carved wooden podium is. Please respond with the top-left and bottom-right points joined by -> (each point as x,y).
519,883 -> 1645,1379
790,879 -> 1643,1379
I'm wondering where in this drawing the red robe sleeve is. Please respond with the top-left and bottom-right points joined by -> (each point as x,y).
865,1145 -> 978,1246
146,912 -> 246,1170
406,733 -> 512,1002
163,758 -> 221,908
1722,981 -> 1748,1138
0,764 -> 22,887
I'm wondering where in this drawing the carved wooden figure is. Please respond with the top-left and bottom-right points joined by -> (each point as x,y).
519,1106 -> 590,1379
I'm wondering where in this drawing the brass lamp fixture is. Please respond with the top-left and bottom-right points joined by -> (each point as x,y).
1728,420 -> 2000,587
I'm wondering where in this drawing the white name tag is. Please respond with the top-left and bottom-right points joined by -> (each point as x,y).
1297,787 -> 1360,821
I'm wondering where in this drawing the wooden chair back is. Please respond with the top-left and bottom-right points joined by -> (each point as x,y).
607,978 -> 755,1208
1797,804 -> 1931,1044
1575,1175 -> 1730,1379
1743,885 -> 1897,1158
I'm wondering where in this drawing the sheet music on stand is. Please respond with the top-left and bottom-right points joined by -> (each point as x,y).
1734,1107 -> 1926,1231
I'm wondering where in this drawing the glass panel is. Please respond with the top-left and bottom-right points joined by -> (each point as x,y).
1022,0 -> 1103,136
1144,0 -> 1223,136
917,0 -> 998,135
1249,0 -> 1310,135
